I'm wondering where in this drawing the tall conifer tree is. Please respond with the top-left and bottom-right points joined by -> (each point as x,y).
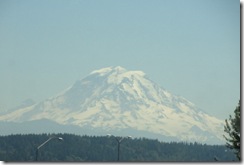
224,100 -> 240,160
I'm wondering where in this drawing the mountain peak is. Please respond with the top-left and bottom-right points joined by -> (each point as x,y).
90,66 -> 126,76
90,66 -> 145,78
113,66 -> 126,71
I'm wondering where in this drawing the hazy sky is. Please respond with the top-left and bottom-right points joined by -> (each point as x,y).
0,0 -> 240,119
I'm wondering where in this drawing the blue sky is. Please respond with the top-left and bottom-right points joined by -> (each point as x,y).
0,0 -> 240,119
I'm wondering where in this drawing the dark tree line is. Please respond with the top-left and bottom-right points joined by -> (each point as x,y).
0,133 -> 237,162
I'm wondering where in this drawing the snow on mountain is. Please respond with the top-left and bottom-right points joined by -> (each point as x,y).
0,66 -> 225,144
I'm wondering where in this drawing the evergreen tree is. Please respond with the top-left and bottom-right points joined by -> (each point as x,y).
224,100 -> 240,160
0,134 -> 237,161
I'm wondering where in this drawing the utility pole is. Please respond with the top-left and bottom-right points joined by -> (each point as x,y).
107,134 -> 132,161
35,136 -> 63,161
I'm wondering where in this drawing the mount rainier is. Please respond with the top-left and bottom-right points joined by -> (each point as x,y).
0,66 -> 225,144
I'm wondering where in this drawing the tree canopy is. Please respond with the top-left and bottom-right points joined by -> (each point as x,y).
224,100 -> 241,160
0,133 -> 237,162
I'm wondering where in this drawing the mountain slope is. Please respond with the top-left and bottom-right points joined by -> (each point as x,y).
0,66 -> 225,144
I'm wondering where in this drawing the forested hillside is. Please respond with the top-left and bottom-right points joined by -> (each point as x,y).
0,133 -> 237,162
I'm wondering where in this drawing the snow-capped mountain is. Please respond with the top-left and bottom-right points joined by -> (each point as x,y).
0,66 -> 225,144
